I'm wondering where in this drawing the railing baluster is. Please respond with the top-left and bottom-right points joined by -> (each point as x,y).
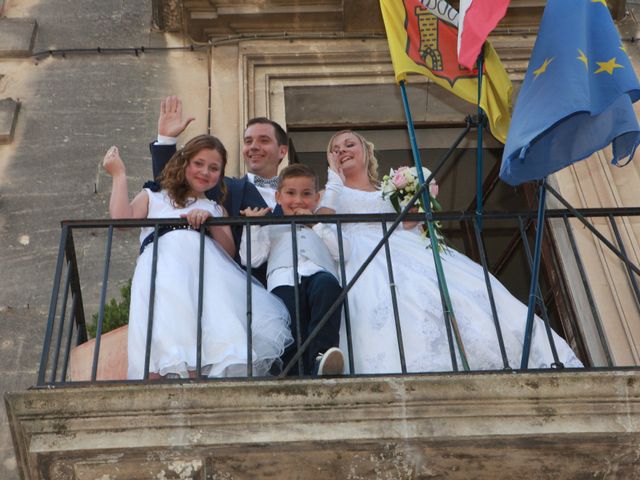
440,284 -> 458,372
290,221 -> 304,376
547,185 -> 640,276
63,229 -> 87,345
60,295 -> 78,382
91,225 -> 114,382
608,214 -> 640,316
244,222 -> 254,378
38,224 -> 70,386
196,225 -> 206,378
562,215 -> 613,366
50,262 -> 72,383
473,217 -> 510,369
516,216 -> 562,367
381,221 -> 407,374
336,220 -> 354,374
143,224 -> 160,380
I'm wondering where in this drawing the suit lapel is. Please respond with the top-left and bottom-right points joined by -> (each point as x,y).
230,175 -> 248,217
271,204 -> 284,217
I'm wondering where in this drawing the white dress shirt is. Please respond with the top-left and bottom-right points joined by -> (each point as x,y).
239,223 -> 348,292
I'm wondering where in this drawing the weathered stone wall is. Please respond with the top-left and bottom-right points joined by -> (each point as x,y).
0,1 -> 209,477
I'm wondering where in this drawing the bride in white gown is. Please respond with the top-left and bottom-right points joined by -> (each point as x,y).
319,130 -> 583,374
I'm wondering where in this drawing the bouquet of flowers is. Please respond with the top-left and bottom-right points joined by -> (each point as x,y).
381,166 -> 447,252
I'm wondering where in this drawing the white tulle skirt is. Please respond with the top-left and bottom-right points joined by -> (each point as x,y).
339,222 -> 583,374
127,230 -> 292,379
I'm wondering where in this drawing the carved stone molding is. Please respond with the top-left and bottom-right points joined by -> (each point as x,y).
6,371 -> 640,479
157,0 -> 627,43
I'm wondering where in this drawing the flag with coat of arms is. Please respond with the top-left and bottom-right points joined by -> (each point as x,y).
500,0 -> 640,186
379,0 -> 512,143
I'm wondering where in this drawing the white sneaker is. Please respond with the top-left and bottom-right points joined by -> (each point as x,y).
313,347 -> 345,376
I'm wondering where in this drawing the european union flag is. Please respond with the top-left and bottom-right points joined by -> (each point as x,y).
500,0 -> 640,186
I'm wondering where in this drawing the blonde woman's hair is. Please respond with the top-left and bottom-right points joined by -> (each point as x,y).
327,130 -> 379,187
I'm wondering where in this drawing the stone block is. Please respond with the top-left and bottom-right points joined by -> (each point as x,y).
0,18 -> 37,58
0,98 -> 20,144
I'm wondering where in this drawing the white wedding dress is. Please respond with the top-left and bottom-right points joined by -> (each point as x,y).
335,186 -> 582,374
127,189 -> 292,379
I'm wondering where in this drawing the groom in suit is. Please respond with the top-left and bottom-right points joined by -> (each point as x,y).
149,95 -> 289,284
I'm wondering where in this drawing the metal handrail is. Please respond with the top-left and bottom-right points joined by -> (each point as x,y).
38,206 -> 640,386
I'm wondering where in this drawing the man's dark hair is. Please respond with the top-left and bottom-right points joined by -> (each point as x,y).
246,117 -> 288,146
277,163 -> 319,192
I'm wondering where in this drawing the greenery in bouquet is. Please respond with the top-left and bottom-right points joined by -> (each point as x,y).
381,166 -> 448,252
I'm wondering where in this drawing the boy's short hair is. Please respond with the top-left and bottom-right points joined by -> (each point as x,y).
277,164 -> 319,192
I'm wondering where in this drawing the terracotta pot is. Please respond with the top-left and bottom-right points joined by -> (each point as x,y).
68,325 -> 128,381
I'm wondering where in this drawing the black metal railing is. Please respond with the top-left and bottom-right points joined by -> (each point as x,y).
37,203 -> 640,386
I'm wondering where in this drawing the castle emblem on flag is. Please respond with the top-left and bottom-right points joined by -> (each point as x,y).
403,0 -> 478,86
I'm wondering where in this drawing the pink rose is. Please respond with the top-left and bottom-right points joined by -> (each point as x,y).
391,167 -> 410,189
429,181 -> 439,198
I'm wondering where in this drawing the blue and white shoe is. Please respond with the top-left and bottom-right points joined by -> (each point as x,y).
312,347 -> 345,376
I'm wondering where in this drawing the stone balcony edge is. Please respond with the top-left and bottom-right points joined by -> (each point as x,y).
7,370 -> 640,450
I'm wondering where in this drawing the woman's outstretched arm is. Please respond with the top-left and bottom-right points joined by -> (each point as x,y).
316,152 -> 345,214
103,146 -> 148,219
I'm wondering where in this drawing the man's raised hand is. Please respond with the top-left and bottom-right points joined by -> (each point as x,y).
158,95 -> 195,138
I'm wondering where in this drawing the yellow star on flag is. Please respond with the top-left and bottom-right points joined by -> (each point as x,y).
577,49 -> 588,69
592,0 -> 608,6
595,57 -> 623,74
533,57 -> 554,79
620,43 -> 627,53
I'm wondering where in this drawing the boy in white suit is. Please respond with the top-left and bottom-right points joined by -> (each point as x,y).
240,164 -> 345,376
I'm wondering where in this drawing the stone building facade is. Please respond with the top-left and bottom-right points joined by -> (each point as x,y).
2,0 -> 640,478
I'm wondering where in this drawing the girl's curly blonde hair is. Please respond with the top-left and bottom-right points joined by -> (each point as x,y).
327,130 -> 379,187
159,134 -> 227,208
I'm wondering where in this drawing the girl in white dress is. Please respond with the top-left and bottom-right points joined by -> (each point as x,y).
318,130 -> 582,374
103,135 -> 292,379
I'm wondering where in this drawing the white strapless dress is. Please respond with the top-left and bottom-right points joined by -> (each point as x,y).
335,187 -> 582,374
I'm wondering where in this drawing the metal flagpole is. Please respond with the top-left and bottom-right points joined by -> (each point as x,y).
399,80 -> 469,370
520,178 -> 547,368
476,46 -> 485,231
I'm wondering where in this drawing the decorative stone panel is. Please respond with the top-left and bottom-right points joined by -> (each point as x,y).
0,18 -> 37,58
0,98 -> 20,144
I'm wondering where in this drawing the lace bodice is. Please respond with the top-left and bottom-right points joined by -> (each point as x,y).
336,186 -> 422,239
337,187 -> 396,215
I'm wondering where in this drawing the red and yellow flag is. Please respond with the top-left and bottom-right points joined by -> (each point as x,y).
380,0 -> 512,143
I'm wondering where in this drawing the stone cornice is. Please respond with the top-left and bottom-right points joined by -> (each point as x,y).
6,370 -> 640,478
155,0 -> 627,42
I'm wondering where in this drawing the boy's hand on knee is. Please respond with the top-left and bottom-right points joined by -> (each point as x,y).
240,207 -> 271,217
103,146 -> 125,177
